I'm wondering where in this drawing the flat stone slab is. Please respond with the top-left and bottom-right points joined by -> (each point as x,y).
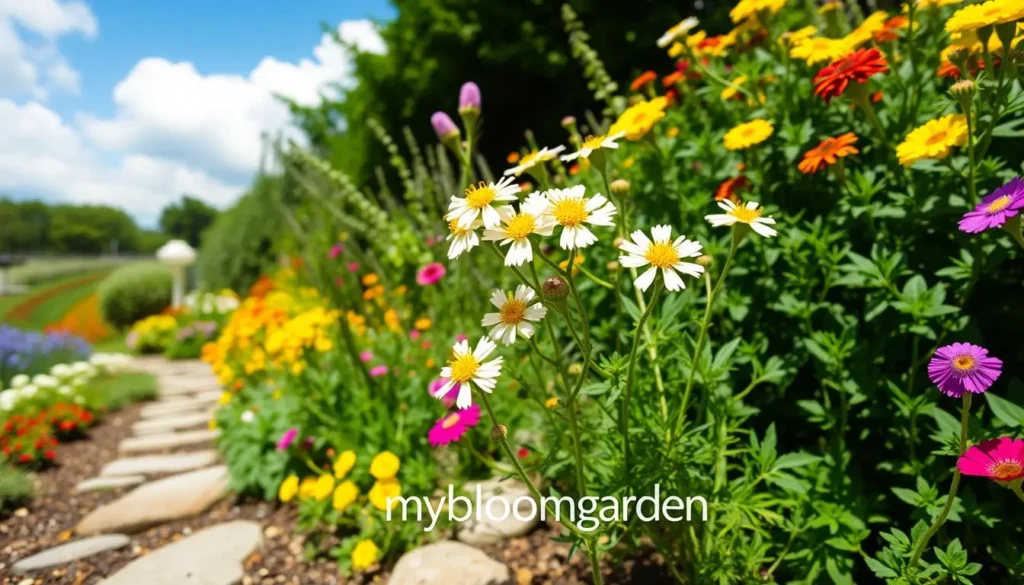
77,466 -> 228,535
390,541 -> 510,585
101,451 -> 218,477
76,475 -> 146,492
457,478 -> 539,546
13,535 -> 131,573
140,397 -> 216,419
132,412 -> 211,435
98,521 -> 261,585
158,377 -> 218,397
119,429 -> 219,454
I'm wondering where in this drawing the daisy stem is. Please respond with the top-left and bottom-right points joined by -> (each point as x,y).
907,393 -> 971,576
622,281 -> 663,472
1012,483 -> 1024,505
965,102 -> 978,204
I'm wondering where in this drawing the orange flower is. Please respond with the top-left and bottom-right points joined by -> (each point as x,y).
520,181 -> 533,193
662,71 -> 684,87
937,60 -> 961,79
630,70 -> 658,91
715,176 -> 750,203
871,91 -> 883,103
798,133 -> 859,174
506,152 -> 520,164
813,48 -> 888,104
568,163 -> 581,175
873,16 -> 908,43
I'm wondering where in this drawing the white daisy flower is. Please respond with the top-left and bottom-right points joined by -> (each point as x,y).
435,337 -> 504,409
481,285 -> 548,346
483,193 -> 555,266
543,185 -> 617,250
658,17 -> 700,48
560,132 -> 626,162
503,146 -> 566,176
704,199 -> 778,238
445,176 -> 521,229
446,218 -> 481,259
618,225 -> 704,292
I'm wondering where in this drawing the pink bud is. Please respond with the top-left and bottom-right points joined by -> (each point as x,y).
431,112 -> 459,140
459,82 -> 481,112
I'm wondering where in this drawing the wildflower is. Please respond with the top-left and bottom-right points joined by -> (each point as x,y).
347,262 -> 360,272
482,285 -> 548,345
516,447 -> 530,459
706,199 -> 778,238
507,152 -> 520,164
721,75 -> 748,101
874,16 -> 909,43
946,0 -> 1021,33
360,350 -> 373,363
482,193 -> 555,266
561,133 -> 626,162
278,475 -> 299,502
435,337 -> 504,409
370,365 -> 389,377
813,48 -> 888,104
844,11 -> 890,46
663,71 -> 684,87
504,146 -> 566,176
723,119 -> 774,150
298,476 -> 318,500
430,378 -> 457,408
334,450 -> 356,479
414,317 -> 432,330
896,114 -> 968,166
790,36 -> 854,65
314,474 -> 335,501
351,539 -> 380,571
927,342 -> 1002,398
918,0 -> 963,7
240,410 -> 255,423
333,480 -> 359,512
958,437 -> 1024,485
730,0 -> 788,23
618,225 -> 705,292
559,254 -> 584,275
431,111 -> 460,142
328,243 -> 344,259
446,218 -> 481,260
782,25 -> 818,45
370,451 -> 401,480
277,428 -> 298,451
218,392 -> 232,406
798,133 -> 859,174
540,184 -> 618,250
959,178 -> 1024,233
446,176 -> 521,229
715,176 -> 750,202
542,276 -> 569,302
369,478 -> 402,511
658,17 -> 700,47
545,397 -> 559,408
610,97 -> 669,141
458,81 -> 481,114
630,70 -> 658,91
428,404 -> 481,446
416,262 -> 447,286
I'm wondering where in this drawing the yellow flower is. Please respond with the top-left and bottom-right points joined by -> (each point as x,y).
819,0 -> 841,13
299,476 -> 318,500
217,392 -> 232,406
622,156 -> 636,169
918,0 -> 963,7
334,450 -> 357,479
558,254 -> 585,276
369,451 -> 401,480
721,75 -> 748,101
314,474 -> 335,501
425,357 -> 436,369
946,0 -> 1022,33
789,36 -> 854,65
896,114 -> 968,166
368,479 -> 402,511
667,41 -> 685,58
667,126 -> 680,138
724,119 -> 774,151
608,97 -> 669,141
278,476 -> 299,503
414,317 -> 432,331
730,0 -> 787,23
351,540 -> 379,571
272,389 -> 283,400
844,11 -> 889,46
384,309 -> 400,332
782,25 -> 817,46
361,273 -> 379,286
207,419 -> 217,430
545,397 -> 559,409
332,480 -> 359,512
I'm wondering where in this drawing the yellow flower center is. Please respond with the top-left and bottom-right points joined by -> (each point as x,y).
518,151 -> 540,167
504,213 -> 536,240
987,195 -> 1012,213
990,460 -> 1023,480
552,199 -> 589,227
441,413 -> 461,429
499,299 -> 527,325
730,205 -> 763,223
952,355 -> 975,371
464,183 -> 496,209
644,242 -> 679,269
448,354 -> 480,384
448,219 -> 470,236
581,135 -> 606,150
925,130 -> 949,146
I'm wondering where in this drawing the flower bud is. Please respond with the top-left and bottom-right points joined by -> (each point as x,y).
490,424 -> 507,441
542,276 -> 569,301
431,112 -> 460,141
610,179 -> 631,197
568,363 -> 583,376
561,115 -> 577,129
696,255 -> 713,267
949,80 -> 976,112
458,81 -> 481,113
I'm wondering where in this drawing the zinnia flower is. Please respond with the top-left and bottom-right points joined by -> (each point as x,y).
959,178 -> 1024,233
482,193 -> 555,266
946,0 -> 1022,33
927,342 -> 1002,398
482,285 -> 548,345
958,437 -> 1024,485
658,17 -> 700,48
277,428 -> 298,451
351,540 -> 380,571
446,176 -> 521,229
416,262 -> 447,286
813,48 -> 888,104
542,184 -> 617,249
368,479 -> 401,511
504,146 -> 566,176
427,405 -> 481,446
705,199 -> 778,237
435,337 -> 504,409
798,133 -> 860,174
609,97 -> 669,140
724,119 -> 774,150
715,176 -> 749,202
561,133 -> 626,162
332,480 -> 359,512
896,114 -> 968,166
618,225 -> 704,292
789,36 -> 854,65
278,475 -> 299,503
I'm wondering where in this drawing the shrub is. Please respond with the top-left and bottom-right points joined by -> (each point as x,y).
0,461 -> 34,511
97,263 -> 172,329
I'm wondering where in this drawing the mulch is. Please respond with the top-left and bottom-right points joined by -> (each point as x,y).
0,401 -> 668,585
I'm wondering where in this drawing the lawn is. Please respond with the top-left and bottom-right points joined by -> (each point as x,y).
2,272 -> 109,330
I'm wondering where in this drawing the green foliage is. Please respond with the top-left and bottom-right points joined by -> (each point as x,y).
7,257 -> 129,287
0,197 -> 149,254
216,385 -> 295,500
0,461 -> 34,511
79,372 -> 158,411
97,263 -> 172,328
159,195 -> 220,247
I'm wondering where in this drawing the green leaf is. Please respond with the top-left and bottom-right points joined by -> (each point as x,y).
984,393 -> 1024,427
773,452 -> 821,470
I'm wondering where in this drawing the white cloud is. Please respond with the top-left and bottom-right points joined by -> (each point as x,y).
0,0 -> 95,98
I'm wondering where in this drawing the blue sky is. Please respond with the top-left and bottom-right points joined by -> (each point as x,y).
0,0 -> 394,225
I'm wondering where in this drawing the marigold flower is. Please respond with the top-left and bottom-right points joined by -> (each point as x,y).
843,11 -> 889,46
482,285 -> 547,346
609,97 -> 669,140
370,451 -> 401,480
946,0 -> 1022,33
959,178 -> 1024,233
618,225 -> 704,292
351,540 -> 380,571
333,450 -> 356,479
813,49 -> 888,103
313,474 -> 335,501
723,119 -> 774,150
896,114 -> 968,166
721,75 -> 748,101
368,478 -> 402,511
630,70 -> 658,91
332,480 -> 359,512
730,0 -> 788,23
958,437 -> 1024,485
705,199 -> 778,238
663,71 -> 684,87
715,176 -> 750,202
790,36 -> 854,65
798,133 -> 859,174
927,342 -> 1002,397
298,476 -> 318,500
428,405 -> 481,446
918,0 -> 964,7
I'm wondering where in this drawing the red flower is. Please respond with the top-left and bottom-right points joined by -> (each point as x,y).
59,420 -> 76,432
873,16 -> 908,43
44,450 -> 56,460
715,176 -> 750,203
516,447 -> 530,460
665,88 -> 679,105
813,48 -> 889,104
630,70 -> 657,91
19,453 -> 32,463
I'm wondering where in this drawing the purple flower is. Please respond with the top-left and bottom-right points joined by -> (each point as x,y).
459,82 -> 481,112
958,178 -> 1024,233
277,428 -> 299,451
431,112 -> 459,140
369,365 -> 389,377
928,342 -> 1002,398
328,243 -> 344,259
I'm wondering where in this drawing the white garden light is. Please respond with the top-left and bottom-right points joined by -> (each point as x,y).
156,239 -> 197,309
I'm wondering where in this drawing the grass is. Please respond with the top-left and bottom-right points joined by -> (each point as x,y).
81,372 -> 158,411
93,335 -> 129,354
0,461 -> 35,512
8,257 -> 135,287
2,271 -> 109,329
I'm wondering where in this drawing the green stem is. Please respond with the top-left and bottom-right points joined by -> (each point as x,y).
565,396 -> 588,495
622,281 -> 663,471
1012,484 -> 1024,505
965,106 -> 977,204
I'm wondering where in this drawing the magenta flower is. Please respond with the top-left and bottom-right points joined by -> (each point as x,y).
277,428 -> 298,451
927,342 -> 1002,398
360,351 -> 373,363
328,243 -> 344,259
959,178 -> 1024,233
957,437 -> 1024,485
455,333 -> 468,343
431,112 -> 459,140
370,365 -> 389,377
428,405 -> 481,446
459,82 -> 481,112
347,262 -> 360,273
416,262 -> 446,286
410,330 -> 422,341
429,378 -> 456,408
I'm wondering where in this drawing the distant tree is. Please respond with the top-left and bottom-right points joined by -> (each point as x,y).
158,195 -> 220,247
49,205 -> 142,254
